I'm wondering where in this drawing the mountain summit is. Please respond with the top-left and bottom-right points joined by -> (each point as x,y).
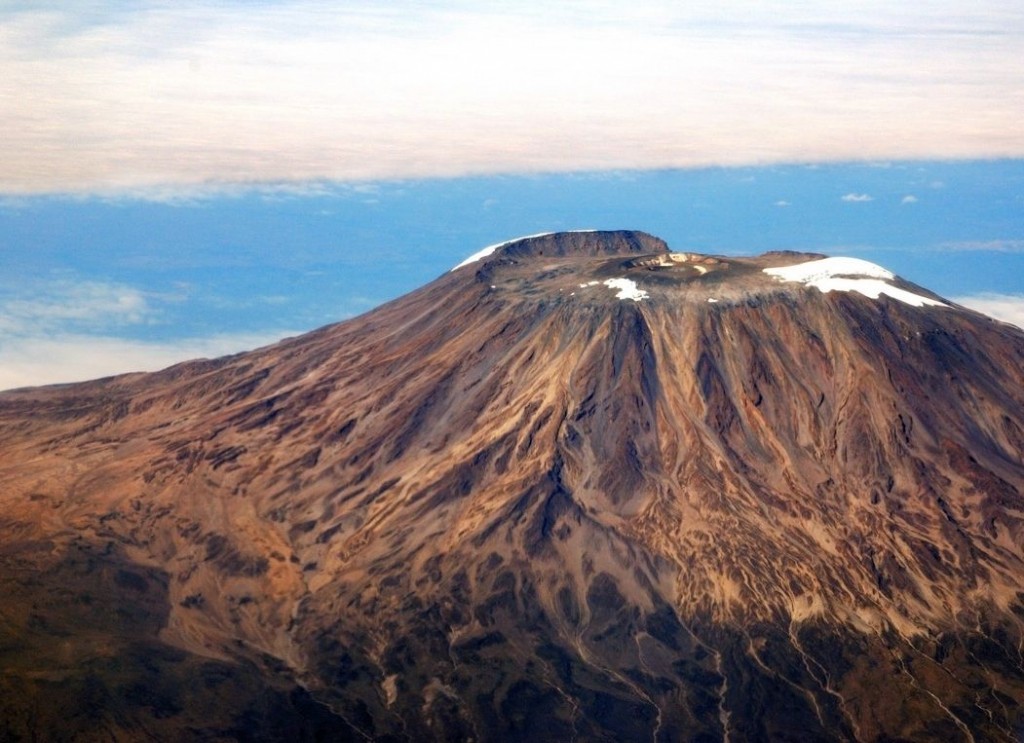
2,230 -> 1023,740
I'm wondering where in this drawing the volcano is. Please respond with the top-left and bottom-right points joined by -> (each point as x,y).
2,230 -> 1024,741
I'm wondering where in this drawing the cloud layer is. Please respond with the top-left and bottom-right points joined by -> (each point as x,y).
3,1 -> 1024,194
0,277 -> 295,390
953,293 -> 1024,329
0,332 -> 293,391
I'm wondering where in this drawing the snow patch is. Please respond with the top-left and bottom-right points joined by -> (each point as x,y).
579,280 -> 599,288
602,277 -> 648,302
708,298 -> 719,303
807,278 -> 947,307
763,257 -> 946,308
450,230 -> 598,271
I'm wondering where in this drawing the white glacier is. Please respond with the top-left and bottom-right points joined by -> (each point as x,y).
764,257 -> 947,308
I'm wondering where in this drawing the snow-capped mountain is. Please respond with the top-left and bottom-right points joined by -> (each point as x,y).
2,230 -> 1023,740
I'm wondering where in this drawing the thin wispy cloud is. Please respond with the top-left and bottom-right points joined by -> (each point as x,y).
901,194 -> 918,203
939,239 -> 1024,252
0,275 -> 309,390
841,193 -> 874,202
2,1 -> 1023,195
0,280 -> 152,334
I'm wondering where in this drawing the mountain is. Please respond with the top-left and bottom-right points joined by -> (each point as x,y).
1,230 -> 1023,741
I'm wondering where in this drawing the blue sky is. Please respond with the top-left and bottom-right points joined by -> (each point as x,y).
1,2 -> 1023,389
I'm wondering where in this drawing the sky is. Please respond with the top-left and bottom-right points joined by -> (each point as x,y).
1,1 -> 1023,389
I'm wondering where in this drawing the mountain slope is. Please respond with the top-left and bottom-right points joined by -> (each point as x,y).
1,230 -> 1023,741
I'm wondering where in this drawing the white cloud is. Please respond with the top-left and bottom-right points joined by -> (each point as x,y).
774,200 -> 791,207
0,276 -> 301,390
901,194 -> 918,203
0,280 -> 152,334
953,293 -> 1024,330
0,331 -> 295,391
0,274 -> 311,392
2,2 -> 1024,195
841,193 -> 874,202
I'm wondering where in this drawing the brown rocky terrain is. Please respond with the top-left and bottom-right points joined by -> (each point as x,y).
1,230 -> 1023,741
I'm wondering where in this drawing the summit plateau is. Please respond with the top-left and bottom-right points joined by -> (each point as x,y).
1,230 -> 1024,741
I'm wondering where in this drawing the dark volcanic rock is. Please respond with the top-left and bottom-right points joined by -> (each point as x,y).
1,230 -> 1024,740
